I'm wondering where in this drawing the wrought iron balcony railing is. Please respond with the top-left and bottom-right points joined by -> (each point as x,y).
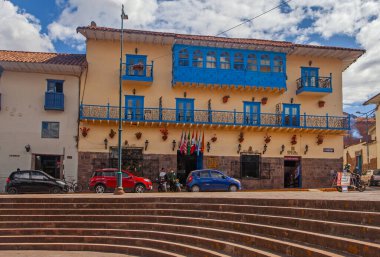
122,63 -> 153,83
296,75 -> 332,94
44,92 -> 64,111
80,104 -> 350,131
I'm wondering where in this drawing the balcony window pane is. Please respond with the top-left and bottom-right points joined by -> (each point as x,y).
273,56 -> 283,72
260,54 -> 270,72
220,52 -> 230,69
192,50 -> 203,68
234,53 -> 244,70
41,121 -> 59,138
247,54 -> 257,71
179,49 -> 189,66
206,51 -> 216,68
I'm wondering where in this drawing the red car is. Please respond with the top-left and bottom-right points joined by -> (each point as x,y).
89,168 -> 152,193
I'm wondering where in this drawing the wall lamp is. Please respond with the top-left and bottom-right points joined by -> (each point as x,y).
207,142 -> 211,152
104,138 -> 108,149
25,144 -> 31,152
304,144 -> 309,155
145,139 -> 149,151
172,139 -> 176,151
263,144 -> 267,154
237,143 -> 241,154
280,144 -> 285,154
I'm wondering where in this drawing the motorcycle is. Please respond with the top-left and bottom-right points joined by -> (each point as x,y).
155,177 -> 167,192
337,172 -> 366,192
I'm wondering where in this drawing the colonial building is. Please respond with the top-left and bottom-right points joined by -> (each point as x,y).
76,24 -> 364,189
0,50 -> 87,191
363,93 -> 380,169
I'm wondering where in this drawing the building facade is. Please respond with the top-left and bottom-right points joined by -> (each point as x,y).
364,93 -> 380,169
0,51 -> 87,192
76,25 -> 364,189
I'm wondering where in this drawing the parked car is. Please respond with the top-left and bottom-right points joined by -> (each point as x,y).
370,169 -> 380,186
186,169 -> 241,192
89,168 -> 153,193
5,170 -> 68,194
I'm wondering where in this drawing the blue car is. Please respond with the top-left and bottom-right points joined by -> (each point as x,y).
186,169 -> 241,192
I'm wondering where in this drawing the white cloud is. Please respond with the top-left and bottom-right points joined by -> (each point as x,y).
0,0 -> 54,52
47,0 -> 380,108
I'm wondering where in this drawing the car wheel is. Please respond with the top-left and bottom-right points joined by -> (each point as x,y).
95,184 -> 106,194
50,187 -> 61,194
134,184 -> 146,193
7,187 -> 18,194
229,185 -> 238,192
191,185 -> 200,192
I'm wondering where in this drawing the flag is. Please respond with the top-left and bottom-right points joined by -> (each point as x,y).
201,131 -> 205,153
178,131 -> 183,150
187,130 -> 191,155
190,130 -> 196,154
181,131 -> 187,154
196,130 -> 201,156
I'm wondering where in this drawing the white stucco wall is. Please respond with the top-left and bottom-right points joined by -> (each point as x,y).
0,71 -> 80,192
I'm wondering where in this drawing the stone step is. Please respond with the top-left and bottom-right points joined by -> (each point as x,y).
0,229 -> 350,257
0,242 -> 185,257
0,217 -> 377,256
4,202 -> 379,225
0,235 -> 277,257
1,197 -> 379,212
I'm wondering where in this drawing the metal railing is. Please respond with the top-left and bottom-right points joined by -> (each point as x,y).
80,104 -> 350,130
296,75 -> 332,91
122,63 -> 153,79
44,92 -> 64,110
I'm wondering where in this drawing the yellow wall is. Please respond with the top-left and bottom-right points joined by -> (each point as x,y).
79,39 -> 345,159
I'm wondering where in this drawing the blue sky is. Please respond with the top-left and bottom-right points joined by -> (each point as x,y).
1,0 -> 380,115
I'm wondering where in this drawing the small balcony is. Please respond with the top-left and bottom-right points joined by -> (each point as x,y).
44,92 -> 64,111
80,104 -> 350,133
122,60 -> 153,86
296,74 -> 332,95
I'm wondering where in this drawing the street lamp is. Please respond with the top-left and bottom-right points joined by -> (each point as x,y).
356,109 -> 375,173
114,5 -> 128,195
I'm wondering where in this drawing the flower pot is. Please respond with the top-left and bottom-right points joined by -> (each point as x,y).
222,96 -> 230,103
318,101 -> 325,108
162,135 -> 168,141
261,97 -> 268,105
211,137 -> 217,142
265,138 -> 271,144
135,132 -> 142,140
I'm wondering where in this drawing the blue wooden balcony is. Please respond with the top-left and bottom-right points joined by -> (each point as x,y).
80,104 -> 350,132
122,63 -> 153,86
296,74 -> 332,95
44,92 -> 64,111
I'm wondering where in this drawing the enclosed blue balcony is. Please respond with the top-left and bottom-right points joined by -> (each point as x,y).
172,45 -> 287,93
296,67 -> 332,95
80,104 -> 350,132
122,54 -> 153,86
44,92 -> 64,111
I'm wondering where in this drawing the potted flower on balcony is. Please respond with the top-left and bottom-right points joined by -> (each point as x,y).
261,97 -> 268,105
211,134 -> 217,142
160,128 -> 169,141
222,95 -> 230,103
132,63 -> 144,71
264,135 -> 271,144
291,135 -> 297,145
109,129 -> 116,139
316,134 -> 324,145
80,127 -> 90,137
135,132 -> 142,140
318,100 -> 325,108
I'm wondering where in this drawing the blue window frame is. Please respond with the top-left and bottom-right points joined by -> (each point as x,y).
283,104 -> 300,127
192,50 -> 203,68
126,54 -> 147,76
244,102 -> 261,125
178,49 -> 189,66
41,121 -> 59,138
206,51 -> 217,68
247,54 -> 257,71
273,56 -> 283,72
301,67 -> 319,87
260,54 -> 271,72
45,79 -> 64,111
47,80 -> 63,93
220,52 -> 230,69
176,98 -> 194,122
233,53 -> 244,70
125,95 -> 144,120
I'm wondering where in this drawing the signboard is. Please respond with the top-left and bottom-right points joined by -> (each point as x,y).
323,148 -> 334,153
287,146 -> 298,155
340,172 -> 351,186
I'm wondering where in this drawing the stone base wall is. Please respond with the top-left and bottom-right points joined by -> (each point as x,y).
302,158 -> 342,188
78,151 -> 343,190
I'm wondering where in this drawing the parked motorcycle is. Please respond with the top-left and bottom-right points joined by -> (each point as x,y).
155,177 -> 167,192
337,172 -> 366,192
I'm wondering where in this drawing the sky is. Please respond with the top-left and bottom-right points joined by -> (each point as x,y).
1,0 -> 380,116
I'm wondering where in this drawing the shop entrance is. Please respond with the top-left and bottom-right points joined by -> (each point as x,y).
284,156 -> 302,188
34,154 -> 62,179
177,151 -> 203,184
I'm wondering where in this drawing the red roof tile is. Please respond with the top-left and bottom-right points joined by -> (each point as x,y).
0,50 -> 87,67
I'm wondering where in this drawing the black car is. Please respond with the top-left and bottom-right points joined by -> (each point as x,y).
5,170 -> 68,194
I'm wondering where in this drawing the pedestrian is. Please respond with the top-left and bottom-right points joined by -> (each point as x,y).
158,168 -> 167,192
167,169 -> 176,192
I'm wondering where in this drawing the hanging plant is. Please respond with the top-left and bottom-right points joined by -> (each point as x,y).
317,134 -> 324,145
160,128 -> 169,141
109,129 -> 116,138
318,100 -> 325,108
261,97 -> 268,105
80,127 -> 90,137
211,134 -> 217,142
264,135 -> 271,144
291,135 -> 297,145
238,132 -> 244,143
135,132 -> 142,140
222,95 -> 230,103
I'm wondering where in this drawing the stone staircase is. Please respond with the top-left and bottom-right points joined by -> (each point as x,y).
0,196 -> 379,257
